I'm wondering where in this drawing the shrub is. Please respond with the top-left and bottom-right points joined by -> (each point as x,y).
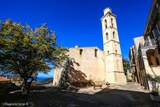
146,74 -> 160,96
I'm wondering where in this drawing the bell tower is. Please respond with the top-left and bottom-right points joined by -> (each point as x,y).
101,8 -> 126,84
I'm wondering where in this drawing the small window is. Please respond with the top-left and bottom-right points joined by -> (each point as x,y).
95,49 -> 98,57
111,18 -> 114,27
105,24 -> 107,29
106,33 -> 108,40
105,19 -> 107,28
113,32 -> 115,39
107,51 -> 109,54
105,19 -> 107,23
80,49 -> 83,55
115,50 -> 117,54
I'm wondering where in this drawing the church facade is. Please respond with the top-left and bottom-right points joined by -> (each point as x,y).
53,8 -> 126,86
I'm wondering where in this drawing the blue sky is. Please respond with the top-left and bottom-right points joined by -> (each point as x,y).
0,0 -> 152,77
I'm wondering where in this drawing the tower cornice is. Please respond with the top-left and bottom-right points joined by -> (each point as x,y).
103,39 -> 120,45
102,26 -> 117,32
100,13 -> 117,21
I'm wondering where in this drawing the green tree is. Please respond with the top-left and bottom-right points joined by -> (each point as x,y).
0,19 -> 68,101
146,74 -> 160,95
123,58 -> 130,75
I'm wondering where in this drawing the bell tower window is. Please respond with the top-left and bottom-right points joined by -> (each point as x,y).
105,19 -> 107,23
115,50 -> 117,54
113,31 -> 115,39
105,19 -> 107,28
105,25 -> 107,29
80,49 -> 83,55
106,33 -> 108,40
95,49 -> 98,57
111,18 -> 114,27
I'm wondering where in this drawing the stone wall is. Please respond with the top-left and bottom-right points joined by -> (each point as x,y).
53,46 -> 106,86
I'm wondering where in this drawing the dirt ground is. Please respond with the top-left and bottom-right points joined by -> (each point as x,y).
0,82 -> 160,107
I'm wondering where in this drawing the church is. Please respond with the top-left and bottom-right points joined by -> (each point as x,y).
53,8 -> 126,86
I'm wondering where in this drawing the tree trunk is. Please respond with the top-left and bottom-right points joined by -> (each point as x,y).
26,77 -> 34,102
21,77 -> 34,102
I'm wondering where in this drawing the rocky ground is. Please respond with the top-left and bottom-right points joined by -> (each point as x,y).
0,82 -> 160,107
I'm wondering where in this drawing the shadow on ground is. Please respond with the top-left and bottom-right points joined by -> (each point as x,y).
1,85 -> 160,107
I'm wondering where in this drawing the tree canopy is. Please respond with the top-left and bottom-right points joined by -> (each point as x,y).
123,58 -> 130,75
0,19 -> 68,99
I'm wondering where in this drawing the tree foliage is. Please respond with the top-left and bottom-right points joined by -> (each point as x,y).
146,74 -> 160,95
123,58 -> 130,75
0,19 -> 68,100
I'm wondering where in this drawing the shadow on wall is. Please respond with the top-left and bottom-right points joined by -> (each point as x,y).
59,58 -> 93,90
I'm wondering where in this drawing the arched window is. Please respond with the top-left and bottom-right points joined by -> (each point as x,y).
95,49 -> 98,57
106,33 -> 108,40
115,50 -> 117,54
105,24 -> 107,29
80,49 -> 83,55
105,19 -> 107,28
113,31 -> 115,39
111,18 -> 114,27
105,19 -> 107,23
